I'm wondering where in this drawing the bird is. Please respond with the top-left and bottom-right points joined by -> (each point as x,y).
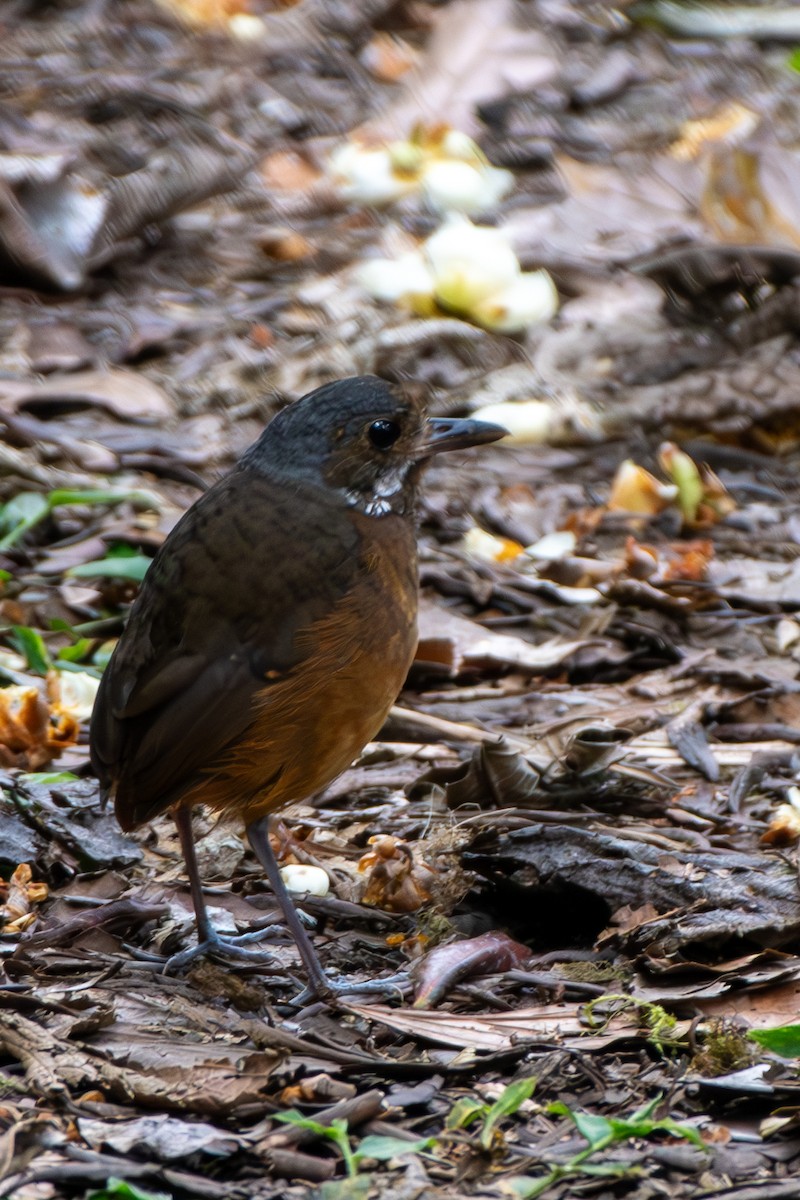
90,375 -> 505,998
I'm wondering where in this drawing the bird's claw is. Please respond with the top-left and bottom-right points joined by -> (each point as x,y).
163,925 -> 285,973
291,970 -> 411,1008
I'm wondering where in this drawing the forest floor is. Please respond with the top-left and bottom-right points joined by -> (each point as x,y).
3,1 -> 800,1197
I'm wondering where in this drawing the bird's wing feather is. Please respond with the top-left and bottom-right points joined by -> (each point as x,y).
90,469 -> 360,827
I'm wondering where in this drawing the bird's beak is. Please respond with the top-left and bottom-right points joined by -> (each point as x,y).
420,416 -> 508,457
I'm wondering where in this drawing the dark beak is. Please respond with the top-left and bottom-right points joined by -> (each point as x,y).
420,416 -> 507,457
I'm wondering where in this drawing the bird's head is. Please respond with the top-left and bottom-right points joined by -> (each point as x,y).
242,375 -> 506,517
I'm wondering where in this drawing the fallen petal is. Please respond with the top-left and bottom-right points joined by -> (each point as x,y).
471,270 -> 559,333
279,864 -> 330,897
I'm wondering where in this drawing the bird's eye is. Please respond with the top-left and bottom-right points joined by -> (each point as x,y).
368,419 -> 401,450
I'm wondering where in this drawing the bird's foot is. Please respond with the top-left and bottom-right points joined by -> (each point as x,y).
163,923 -> 286,973
291,970 -> 410,1007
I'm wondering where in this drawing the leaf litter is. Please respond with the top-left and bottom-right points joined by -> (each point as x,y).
3,1 -> 800,1197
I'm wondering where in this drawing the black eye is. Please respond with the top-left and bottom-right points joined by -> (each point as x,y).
368,419 -> 401,450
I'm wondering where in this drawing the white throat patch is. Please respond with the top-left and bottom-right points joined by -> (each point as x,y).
345,463 -> 410,516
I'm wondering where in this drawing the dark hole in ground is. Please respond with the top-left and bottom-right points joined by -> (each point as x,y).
471,877 -> 611,950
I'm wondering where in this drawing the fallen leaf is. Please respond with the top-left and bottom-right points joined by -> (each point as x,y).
358,835 -> 434,913
360,33 -> 418,83
77,1115 -> 241,1160
608,459 -> 677,515
344,1002 -> 663,1052
0,370 -> 172,424
47,670 -> 100,724
0,685 -> 79,769
413,931 -> 531,1008
462,526 -> 523,563
260,150 -> 321,192
0,863 -> 49,933
417,599 -> 594,675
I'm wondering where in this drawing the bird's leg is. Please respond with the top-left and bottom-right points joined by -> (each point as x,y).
164,807 -> 283,972
246,814 -> 331,995
247,814 -> 409,1003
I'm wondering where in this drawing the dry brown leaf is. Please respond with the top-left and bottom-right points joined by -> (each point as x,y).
0,863 -> 49,934
670,102 -> 759,162
413,932 -> 531,1009
151,0 -> 250,27
698,980 -> 800,1030
462,526 -> 524,563
77,1114 -> 241,1159
256,229 -> 314,262
360,33 -> 418,83
701,147 -> 800,249
417,599 -> 591,676
279,1075 -> 356,1106
658,539 -> 715,582
0,370 -> 172,424
260,150 -> 321,192
761,802 -> 800,848
344,1002 -> 661,1052
0,686 -> 79,770
358,835 -> 434,913
370,0 -> 554,139
608,459 -> 677,515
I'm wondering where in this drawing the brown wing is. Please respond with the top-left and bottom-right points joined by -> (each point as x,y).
90,468 -> 360,829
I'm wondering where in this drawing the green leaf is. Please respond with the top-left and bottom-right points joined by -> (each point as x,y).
92,642 -> 117,671
357,1134 -> 437,1161
485,1078 -> 536,1123
788,48 -> 800,73
0,487 -> 158,553
481,1077 -> 536,1149
47,488 -> 158,510
749,1025 -> 800,1058
67,555 -> 152,582
273,1111 -> 356,1176
57,638 -> 94,663
273,1110 -> 332,1135
549,1097 -> 705,1155
84,1178 -> 171,1200
445,1096 -> 487,1131
0,493 -> 49,550
19,771 -> 80,785
319,1179 -> 372,1200
567,1110 -> 615,1149
505,1171 -> 561,1199
54,658 -> 102,678
50,617 -> 77,634
507,1160 -> 639,1200
10,625 -> 52,675
628,1094 -> 662,1123
649,1118 -> 706,1150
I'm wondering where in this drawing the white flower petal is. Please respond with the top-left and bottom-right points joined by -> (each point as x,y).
328,144 -> 414,206
470,399 -> 558,444
423,161 -> 485,212
422,160 -> 512,214
471,270 -> 558,333
476,165 -> 515,209
427,218 -> 519,310
439,129 -> 482,161
462,527 -> 523,563
356,252 -> 433,302
49,669 -> 100,723
279,865 -> 330,897
228,13 -> 267,40
525,530 -> 578,560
